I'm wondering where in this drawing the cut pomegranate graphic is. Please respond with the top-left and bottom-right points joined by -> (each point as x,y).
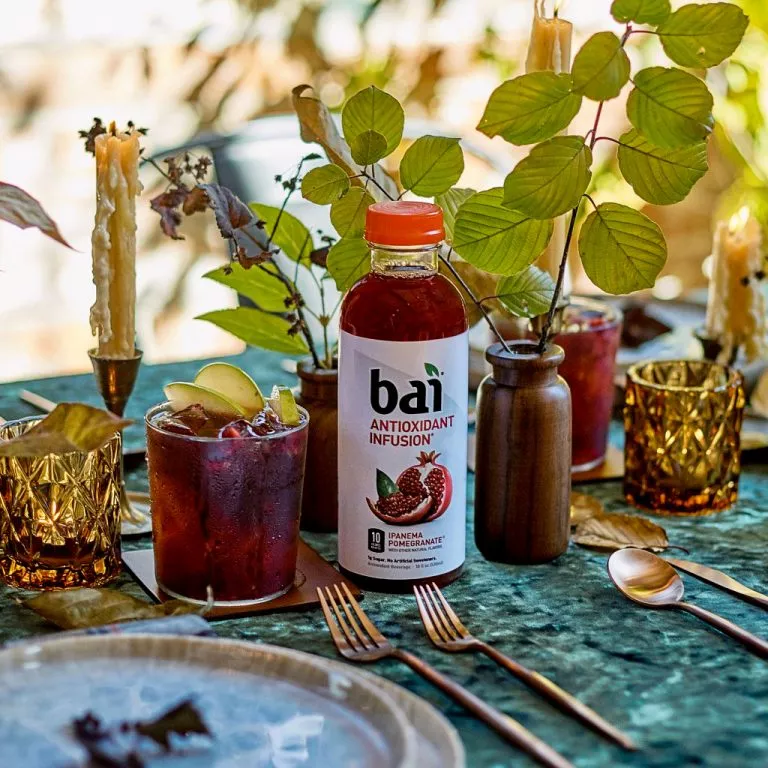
397,451 -> 452,522
367,452 -> 453,526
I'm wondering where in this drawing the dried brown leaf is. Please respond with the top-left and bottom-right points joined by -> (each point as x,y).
25,588 -> 199,630
309,246 -> 329,267
573,514 -> 669,553
292,84 -> 398,202
0,404 -> 131,458
150,186 -> 189,240
0,182 -> 72,248
570,492 -> 605,528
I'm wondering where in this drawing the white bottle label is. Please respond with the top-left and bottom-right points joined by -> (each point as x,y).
338,330 -> 468,581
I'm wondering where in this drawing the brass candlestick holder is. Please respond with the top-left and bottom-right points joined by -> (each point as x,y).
89,348 -> 147,531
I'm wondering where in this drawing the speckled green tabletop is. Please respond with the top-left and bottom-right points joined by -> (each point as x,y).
1,349 -> 766,768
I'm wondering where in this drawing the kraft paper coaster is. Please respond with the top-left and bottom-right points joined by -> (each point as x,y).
122,540 -> 360,621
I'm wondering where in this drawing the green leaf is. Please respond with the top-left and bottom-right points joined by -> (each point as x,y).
330,187 -> 375,238
203,263 -> 289,312
611,0 -> 670,25
293,84 -> 399,202
342,85 -> 404,157
627,67 -> 713,149
502,136 -> 592,219
349,130 -> 389,165
249,203 -> 312,262
617,129 -> 708,205
399,136 -> 464,196
658,3 -> 749,68
578,203 -> 667,294
424,363 -> 440,377
572,32 -> 631,102
476,72 -> 582,145
435,187 -> 475,241
453,188 -> 553,275
326,237 -> 370,291
197,307 -> 309,355
301,164 -> 351,204
496,267 -> 556,319
376,468 -> 398,499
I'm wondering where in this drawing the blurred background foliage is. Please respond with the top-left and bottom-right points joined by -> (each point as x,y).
0,0 -> 761,380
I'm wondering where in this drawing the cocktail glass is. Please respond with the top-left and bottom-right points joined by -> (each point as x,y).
145,403 -> 309,605
553,298 -> 622,472
0,417 -> 122,589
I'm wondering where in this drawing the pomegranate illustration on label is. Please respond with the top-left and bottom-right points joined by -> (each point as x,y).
366,451 -> 453,526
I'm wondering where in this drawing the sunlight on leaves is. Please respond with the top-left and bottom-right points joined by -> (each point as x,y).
617,129 -> 708,205
578,203 -> 667,294
292,84 -> 398,202
610,0 -> 670,26
627,67 -> 713,149
399,136 -> 464,196
197,308 -> 309,355
658,3 -> 749,68
572,32 -> 631,102
436,187 -> 475,241
453,189 -> 553,275
301,164 -> 351,204
249,203 -> 313,263
203,263 -> 290,312
330,187 -> 375,238
476,72 -> 582,145
341,85 -> 405,158
349,130 -> 389,165
502,136 -> 592,219
496,267 -> 556,319
326,237 -> 370,291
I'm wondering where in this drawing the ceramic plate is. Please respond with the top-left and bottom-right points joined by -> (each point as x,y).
0,635 -> 419,768
339,661 -> 465,768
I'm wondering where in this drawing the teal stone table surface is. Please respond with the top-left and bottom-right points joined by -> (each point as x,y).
0,349 -> 766,768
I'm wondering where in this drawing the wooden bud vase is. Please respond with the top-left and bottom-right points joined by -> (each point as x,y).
295,360 -> 338,532
474,340 -> 571,564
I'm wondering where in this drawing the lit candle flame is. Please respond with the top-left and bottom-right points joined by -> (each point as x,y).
728,206 -> 750,234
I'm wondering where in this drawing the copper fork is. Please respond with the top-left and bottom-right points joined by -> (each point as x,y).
414,583 -> 636,751
317,583 -> 574,768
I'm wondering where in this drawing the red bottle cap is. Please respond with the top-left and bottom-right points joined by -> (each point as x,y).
365,201 -> 444,247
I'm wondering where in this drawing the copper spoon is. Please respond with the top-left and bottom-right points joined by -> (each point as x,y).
608,548 -> 768,660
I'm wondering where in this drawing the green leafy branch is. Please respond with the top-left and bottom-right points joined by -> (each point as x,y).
467,0 -> 748,350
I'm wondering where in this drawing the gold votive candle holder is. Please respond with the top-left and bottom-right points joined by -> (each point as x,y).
0,417 -> 122,589
623,360 -> 744,515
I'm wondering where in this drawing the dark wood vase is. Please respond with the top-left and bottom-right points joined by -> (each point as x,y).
474,340 -> 571,564
295,360 -> 338,532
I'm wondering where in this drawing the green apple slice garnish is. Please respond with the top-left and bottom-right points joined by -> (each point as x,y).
194,362 -> 265,419
267,385 -> 301,427
164,382 -> 246,418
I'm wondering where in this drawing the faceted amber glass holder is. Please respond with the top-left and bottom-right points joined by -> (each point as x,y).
624,360 -> 745,515
0,418 -> 122,589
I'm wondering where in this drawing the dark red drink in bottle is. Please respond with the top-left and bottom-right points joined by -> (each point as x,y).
338,202 -> 468,592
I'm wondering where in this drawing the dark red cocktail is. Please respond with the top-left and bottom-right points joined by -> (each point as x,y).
146,403 -> 308,604
553,299 -> 622,471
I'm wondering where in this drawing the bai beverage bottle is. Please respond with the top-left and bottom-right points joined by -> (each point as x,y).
338,201 -> 468,592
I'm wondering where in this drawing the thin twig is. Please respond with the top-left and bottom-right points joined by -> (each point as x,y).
439,250 -> 512,353
536,23 -> 632,351
361,169 -> 396,201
